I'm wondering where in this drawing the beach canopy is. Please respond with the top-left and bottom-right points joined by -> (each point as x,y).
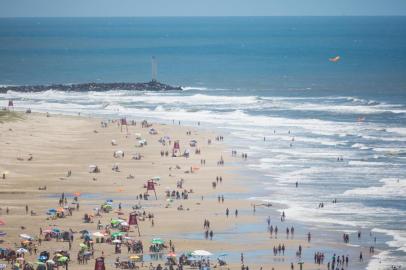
191,250 -> 213,257
151,238 -> 164,245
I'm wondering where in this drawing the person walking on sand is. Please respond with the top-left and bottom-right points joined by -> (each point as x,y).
235,209 -> 238,217
25,204 -> 28,215
241,253 -> 244,264
226,208 -> 229,217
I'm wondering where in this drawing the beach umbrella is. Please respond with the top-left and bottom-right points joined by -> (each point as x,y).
120,221 -> 129,226
92,232 -> 105,238
191,250 -> 213,257
111,219 -> 121,225
151,176 -> 160,181
58,256 -> 69,263
111,232 -> 124,238
129,255 -> 140,260
167,252 -> 176,257
16,248 -> 28,254
151,238 -> 164,245
112,239 -> 121,244
0,231 -> 6,237
19,234 -> 33,240
52,228 -> 60,233
103,205 -> 112,210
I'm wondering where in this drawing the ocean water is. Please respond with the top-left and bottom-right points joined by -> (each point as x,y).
0,17 -> 406,268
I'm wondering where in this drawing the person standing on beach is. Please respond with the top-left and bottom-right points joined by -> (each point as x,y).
235,209 -> 238,217
226,208 -> 229,217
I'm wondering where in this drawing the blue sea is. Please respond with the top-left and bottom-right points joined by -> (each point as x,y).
0,17 -> 405,268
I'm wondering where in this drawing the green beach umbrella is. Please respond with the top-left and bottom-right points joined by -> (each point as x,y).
151,238 -> 164,245
111,232 -> 124,238
58,256 -> 69,263
111,219 -> 121,225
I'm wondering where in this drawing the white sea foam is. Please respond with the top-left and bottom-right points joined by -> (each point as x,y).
367,250 -> 404,270
351,143 -> 371,150
344,178 -> 406,198
372,228 -> 406,253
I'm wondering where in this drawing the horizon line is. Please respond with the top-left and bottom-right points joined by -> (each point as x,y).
1,15 -> 406,19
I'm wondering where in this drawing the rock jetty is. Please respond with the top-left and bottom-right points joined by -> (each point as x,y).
0,80 -> 182,93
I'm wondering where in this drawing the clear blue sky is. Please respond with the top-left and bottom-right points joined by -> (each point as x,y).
1,0 -> 406,17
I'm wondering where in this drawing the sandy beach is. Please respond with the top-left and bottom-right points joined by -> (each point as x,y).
0,111 -> 371,270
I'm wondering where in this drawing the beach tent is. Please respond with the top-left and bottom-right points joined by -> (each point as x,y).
149,128 -> 158,135
89,165 -> 100,173
191,250 -> 213,257
138,139 -> 147,146
114,150 -> 124,158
